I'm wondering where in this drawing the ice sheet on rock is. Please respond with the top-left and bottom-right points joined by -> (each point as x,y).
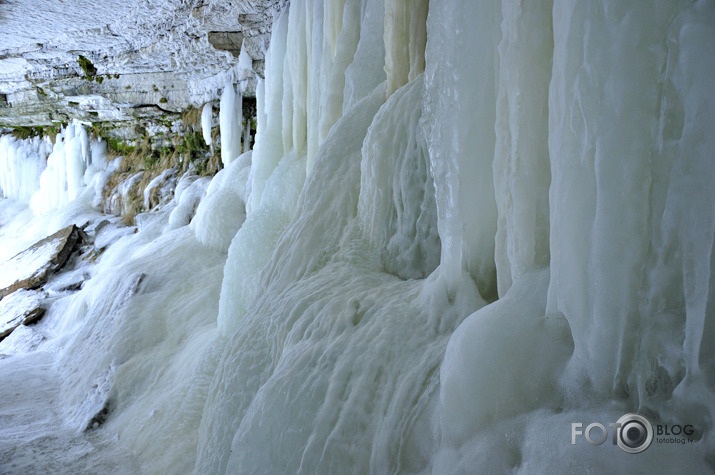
0,352 -> 141,474
358,75 -> 439,280
52,223 -> 227,473
0,288 -> 47,339
0,323 -> 45,355
143,167 -> 177,211
168,175 -> 211,229
44,267 -> 90,295
92,218 -> 135,251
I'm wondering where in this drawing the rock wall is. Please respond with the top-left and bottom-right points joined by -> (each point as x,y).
0,0 -> 287,129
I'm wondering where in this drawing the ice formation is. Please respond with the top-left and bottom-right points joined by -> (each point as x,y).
0,0 -> 714,474
0,135 -> 50,204
219,82 -> 243,166
27,121 -> 107,216
201,102 -> 213,148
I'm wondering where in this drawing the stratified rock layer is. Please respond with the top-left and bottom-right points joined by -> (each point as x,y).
0,0 -> 287,128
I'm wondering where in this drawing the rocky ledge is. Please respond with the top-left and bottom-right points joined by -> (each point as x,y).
0,224 -> 89,340
0,0 -> 287,130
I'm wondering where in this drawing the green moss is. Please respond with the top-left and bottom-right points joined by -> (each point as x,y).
8,126 -> 41,140
106,137 -> 136,155
77,55 -> 97,77
5,124 -> 66,142
125,85 -> 131,90
159,97 -> 168,104
144,153 -> 158,169
95,76 -> 104,84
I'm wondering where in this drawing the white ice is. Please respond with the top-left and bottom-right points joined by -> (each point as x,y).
219,82 -> 243,166
201,102 -> 213,148
0,0 -> 713,473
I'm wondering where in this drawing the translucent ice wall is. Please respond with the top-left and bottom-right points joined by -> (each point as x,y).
199,0 -> 714,472
545,1 -> 715,406
8,0 -> 711,474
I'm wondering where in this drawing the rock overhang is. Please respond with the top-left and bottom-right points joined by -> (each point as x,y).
0,0 -> 287,129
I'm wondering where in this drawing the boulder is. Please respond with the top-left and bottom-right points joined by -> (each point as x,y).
0,224 -> 84,299
0,289 -> 47,340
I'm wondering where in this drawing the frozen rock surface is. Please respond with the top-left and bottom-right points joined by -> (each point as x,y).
0,224 -> 84,298
0,289 -> 47,339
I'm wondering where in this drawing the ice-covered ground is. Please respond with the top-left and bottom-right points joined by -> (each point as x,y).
0,0 -> 714,473
0,351 -> 141,474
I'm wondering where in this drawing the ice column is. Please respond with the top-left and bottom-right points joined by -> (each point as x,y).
546,0 -> 715,402
422,0 -> 500,299
220,82 -> 243,166
0,135 -> 49,203
384,0 -> 428,97
342,0 -> 386,111
492,0 -> 553,296
201,103 -> 213,148
247,10 -> 288,213
27,122 -> 90,215
65,123 -> 86,201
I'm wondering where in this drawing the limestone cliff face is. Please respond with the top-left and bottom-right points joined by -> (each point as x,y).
0,0 -> 286,129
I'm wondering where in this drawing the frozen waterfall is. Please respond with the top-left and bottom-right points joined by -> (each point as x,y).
0,0 -> 713,473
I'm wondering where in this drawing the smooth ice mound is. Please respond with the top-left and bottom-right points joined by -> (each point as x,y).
0,0 -> 712,474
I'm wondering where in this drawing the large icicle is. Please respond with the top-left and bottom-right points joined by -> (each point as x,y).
492,0 -> 553,297
546,1 -> 715,411
219,82 -> 243,166
384,0 -> 428,97
422,0 -> 500,299
201,103 -> 213,148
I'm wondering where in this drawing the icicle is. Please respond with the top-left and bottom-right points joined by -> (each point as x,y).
219,82 -> 242,166
201,102 -> 213,149
242,119 -> 251,153
492,0 -> 553,296
422,0 -> 500,299
383,0 -> 428,97
237,40 -> 252,73
0,135 -> 48,203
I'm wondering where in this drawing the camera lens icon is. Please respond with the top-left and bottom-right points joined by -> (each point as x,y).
616,414 -> 653,454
